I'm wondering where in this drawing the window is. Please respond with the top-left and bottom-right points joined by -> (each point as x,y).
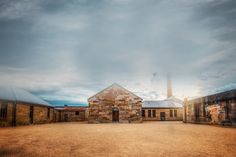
47,108 -> 50,118
174,110 -> 177,117
148,110 -> 151,117
170,110 -> 173,117
75,111 -> 80,115
152,110 -> 156,117
0,103 -> 7,119
142,110 -> 145,117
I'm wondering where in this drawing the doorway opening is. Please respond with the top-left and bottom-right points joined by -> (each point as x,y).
29,106 -> 34,124
112,108 -> 119,122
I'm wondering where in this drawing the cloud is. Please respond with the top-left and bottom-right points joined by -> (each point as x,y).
0,0 -> 235,102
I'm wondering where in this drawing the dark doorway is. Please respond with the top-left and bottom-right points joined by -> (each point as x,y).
194,103 -> 200,121
112,108 -> 119,122
29,106 -> 34,124
160,112 -> 165,121
64,114 -> 68,122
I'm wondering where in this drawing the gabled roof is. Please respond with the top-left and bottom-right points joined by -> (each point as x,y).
0,86 -> 52,107
142,99 -> 183,108
88,83 -> 142,101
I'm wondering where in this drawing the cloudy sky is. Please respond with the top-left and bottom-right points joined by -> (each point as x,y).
0,0 -> 235,105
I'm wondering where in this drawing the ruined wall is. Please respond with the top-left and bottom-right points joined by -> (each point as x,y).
142,108 -> 183,121
88,84 -> 142,123
184,98 -> 236,124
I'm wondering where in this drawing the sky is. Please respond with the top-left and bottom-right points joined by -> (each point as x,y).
0,0 -> 236,105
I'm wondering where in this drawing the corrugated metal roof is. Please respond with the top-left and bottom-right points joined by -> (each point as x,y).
142,100 -> 183,108
0,86 -> 52,107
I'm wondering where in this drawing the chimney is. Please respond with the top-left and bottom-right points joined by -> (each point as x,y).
167,73 -> 172,98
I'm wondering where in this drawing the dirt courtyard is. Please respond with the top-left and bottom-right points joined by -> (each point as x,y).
0,122 -> 235,157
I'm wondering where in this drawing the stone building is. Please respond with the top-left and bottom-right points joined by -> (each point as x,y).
183,89 -> 236,125
0,86 -> 55,127
88,83 -> 142,123
142,97 -> 183,121
55,106 -> 89,122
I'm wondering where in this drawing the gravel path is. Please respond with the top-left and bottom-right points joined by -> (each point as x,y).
0,122 -> 235,157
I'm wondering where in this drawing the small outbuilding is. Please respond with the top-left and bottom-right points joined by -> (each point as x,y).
142,97 -> 183,121
88,83 -> 142,123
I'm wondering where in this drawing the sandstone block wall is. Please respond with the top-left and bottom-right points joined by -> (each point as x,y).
0,102 -> 13,127
88,84 -> 142,123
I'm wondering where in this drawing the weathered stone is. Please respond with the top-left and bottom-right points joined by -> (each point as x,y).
88,83 -> 142,123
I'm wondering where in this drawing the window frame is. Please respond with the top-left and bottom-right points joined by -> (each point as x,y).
170,110 -> 173,117
174,110 -> 177,117
152,110 -> 156,117
148,110 -> 152,118
75,111 -> 80,115
0,102 -> 8,120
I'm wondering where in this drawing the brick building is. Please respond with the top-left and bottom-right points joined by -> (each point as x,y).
183,89 -> 236,125
88,83 -> 142,123
0,86 -> 55,127
142,97 -> 183,121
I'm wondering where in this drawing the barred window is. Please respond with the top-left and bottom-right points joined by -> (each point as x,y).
170,110 -> 173,117
75,111 -> 79,115
0,103 -> 7,119
152,110 -> 156,117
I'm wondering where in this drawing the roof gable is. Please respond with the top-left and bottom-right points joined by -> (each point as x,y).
88,83 -> 142,101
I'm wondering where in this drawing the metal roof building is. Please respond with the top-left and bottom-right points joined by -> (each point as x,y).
0,86 -> 52,107
142,97 -> 183,108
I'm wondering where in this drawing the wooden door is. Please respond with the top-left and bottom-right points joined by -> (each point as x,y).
160,112 -> 165,121
112,110 -> 119,122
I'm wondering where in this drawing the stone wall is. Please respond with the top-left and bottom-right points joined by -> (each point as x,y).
59,110 -> 86,122
142,108 -> 183,121
0,101 -> 13,127
88,84 -> 142,123
33,106 -> 54,124
16,103 -> 30,125
184,98 -> 236,124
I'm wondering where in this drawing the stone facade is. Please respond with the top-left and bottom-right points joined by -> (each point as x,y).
183,89 -> 236,125
142,108 -> 183,121
56,107 -> 88,122
0,101 -> 13,127
88,84 -> 142,123
0,101 -> 55,127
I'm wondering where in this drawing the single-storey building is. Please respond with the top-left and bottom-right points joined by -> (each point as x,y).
142,97 -> 183,121
183,89 -> 236,125
55,106 -> 89,122
0,86 -> 55,127
88,83 -> 142,123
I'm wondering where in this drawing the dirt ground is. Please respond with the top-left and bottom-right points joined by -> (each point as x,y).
0,122 -> 235,157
